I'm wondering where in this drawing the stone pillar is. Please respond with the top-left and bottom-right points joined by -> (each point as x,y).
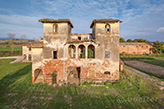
75,45 -> 78,59
85,46 -> 88,59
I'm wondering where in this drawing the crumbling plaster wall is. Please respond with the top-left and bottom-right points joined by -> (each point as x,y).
32,21 -> 120,84
43,23 -> 68,59
22,46 -> 31,62
32,48 -> 43,82
38,58 -> 119,84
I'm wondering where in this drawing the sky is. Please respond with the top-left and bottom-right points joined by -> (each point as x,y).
0,0 -> 164,42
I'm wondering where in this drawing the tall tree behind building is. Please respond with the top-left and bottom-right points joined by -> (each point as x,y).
8,33 -> 15,53
119,37 -> 125,42
153,40 -> 164,53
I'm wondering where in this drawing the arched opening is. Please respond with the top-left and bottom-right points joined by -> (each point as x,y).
28,54 -> 31,61
23,54 -> 27,61
34,69 -> 44,83
68,45 -> 76,58
53,24 -> 58,32
105,24 -> 110,32
88,44 -> 95,58
78,45 -> 85,58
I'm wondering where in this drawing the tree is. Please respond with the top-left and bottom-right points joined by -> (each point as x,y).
133,39 -> 139,42
127,39 -> 132,42
20,34 -> 27,40
139,38 -> 144,42
8,33 -> 15,53
120,37 -> 125,42
153,40 -> 163,53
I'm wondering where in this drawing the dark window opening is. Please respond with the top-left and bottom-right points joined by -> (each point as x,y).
29,47 -> 31,51
105,24 -> 110,32
104,71 -> 110,75
78,37 -> 81,40
77,67 -> 81,82
28,54 -> 31,61
53,51 -> 57,59
88,44 -> 95,58
105,51 -> 110,58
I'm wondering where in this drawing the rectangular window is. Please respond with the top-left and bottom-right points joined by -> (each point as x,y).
46,74 -> 52,80
53,51 -> 57,59
29,47 -> 31,51
105,51 -> 110,58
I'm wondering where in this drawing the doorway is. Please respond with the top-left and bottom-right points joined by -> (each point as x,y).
67,67 -> 81,84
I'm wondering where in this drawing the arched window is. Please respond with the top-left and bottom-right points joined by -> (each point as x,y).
34,68 -> 44,83
105,24 -> 110,32
88,44 -> 95,58
78,45 -> 85,58
68,45 -> 76,58
28,54 -> 31,61
53,24 -> 58,32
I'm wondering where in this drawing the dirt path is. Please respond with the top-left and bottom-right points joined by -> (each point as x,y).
123,60 -> 164,77
0,56 -> 22,63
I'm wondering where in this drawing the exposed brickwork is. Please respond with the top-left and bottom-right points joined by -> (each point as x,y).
30,18 -> 122,85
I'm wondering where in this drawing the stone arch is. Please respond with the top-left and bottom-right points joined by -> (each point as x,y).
78,45 -> 85,58
105,24 -> 110,32
23,54 -> 27,61
68,45 -> 76,58
34,68 -> 44,83
88,44 -> 95,58
53,24 -> 58,32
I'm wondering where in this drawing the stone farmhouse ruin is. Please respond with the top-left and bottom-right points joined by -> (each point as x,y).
119,42 -> 153,55
22,18 -> 123,85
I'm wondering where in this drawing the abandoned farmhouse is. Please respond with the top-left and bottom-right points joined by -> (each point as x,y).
119,42 -> 153,55
22,18 -> 123,85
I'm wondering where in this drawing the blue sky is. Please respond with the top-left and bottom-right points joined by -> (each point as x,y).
0,0 -> 164,42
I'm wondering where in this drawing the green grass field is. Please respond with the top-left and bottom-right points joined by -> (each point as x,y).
121,54 -> 164,67
0,59 -> 164,108
0,46 -> 22,52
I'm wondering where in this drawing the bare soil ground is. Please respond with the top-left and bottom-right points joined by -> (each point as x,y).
123,60 -> 164,77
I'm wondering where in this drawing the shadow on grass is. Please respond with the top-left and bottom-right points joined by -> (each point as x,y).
0,63 -> 31,91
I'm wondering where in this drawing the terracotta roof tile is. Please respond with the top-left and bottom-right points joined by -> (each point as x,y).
39,18 -> 73,28
90,18 -> 122,28
21,41 -> 43,48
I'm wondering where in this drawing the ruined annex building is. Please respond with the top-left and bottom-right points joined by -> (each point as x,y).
30,18 -> 122,85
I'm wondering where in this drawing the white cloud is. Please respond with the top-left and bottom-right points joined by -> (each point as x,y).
157,27 -> 164,32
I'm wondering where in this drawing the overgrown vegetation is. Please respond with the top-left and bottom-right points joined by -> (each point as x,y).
0,59 -> 163,108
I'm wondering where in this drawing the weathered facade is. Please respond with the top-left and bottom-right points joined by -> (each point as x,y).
31,18 -> 122,85
22,40 -> 43,62
119,42 -> 153,55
